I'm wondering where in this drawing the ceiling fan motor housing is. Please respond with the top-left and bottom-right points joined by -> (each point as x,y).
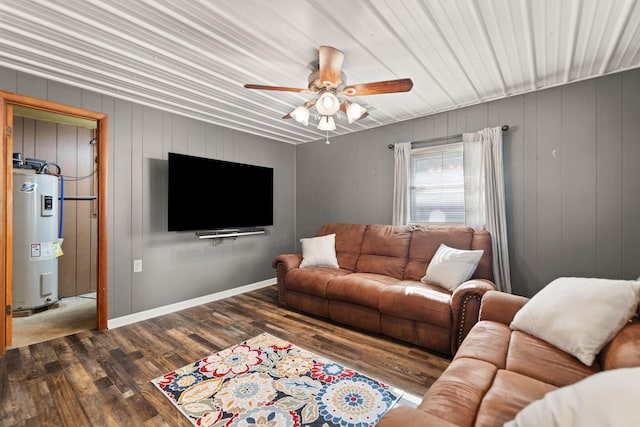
308,70 -> 346,92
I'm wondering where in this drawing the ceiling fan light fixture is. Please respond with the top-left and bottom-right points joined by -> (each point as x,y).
317,115 -> 336,131
316,92 -> 340,116
346,102 -> 367,124
290,105 -> 309,125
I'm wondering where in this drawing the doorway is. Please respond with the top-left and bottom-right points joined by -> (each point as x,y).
0,91 -> 108,355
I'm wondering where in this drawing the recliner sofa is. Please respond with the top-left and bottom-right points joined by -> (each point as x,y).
377,289 -> 640,426
272,223 -> 496,355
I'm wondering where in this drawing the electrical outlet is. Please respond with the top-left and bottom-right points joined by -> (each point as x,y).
133,259 -> 143,273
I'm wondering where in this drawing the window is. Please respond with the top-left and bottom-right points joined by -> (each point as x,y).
409,142 -> 465,224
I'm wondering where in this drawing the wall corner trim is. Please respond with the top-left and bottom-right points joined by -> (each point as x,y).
107,278 -> 276,329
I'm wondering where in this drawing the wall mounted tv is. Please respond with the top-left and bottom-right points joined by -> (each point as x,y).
167,152 -> 274,232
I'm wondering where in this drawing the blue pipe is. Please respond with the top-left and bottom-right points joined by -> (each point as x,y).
58,175 -> 64,238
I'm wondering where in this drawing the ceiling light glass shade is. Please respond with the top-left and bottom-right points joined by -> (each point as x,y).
290,105 -> 309,125
317,115 -> 336,131
346,102 -> 367,124
316,92 -> 340,116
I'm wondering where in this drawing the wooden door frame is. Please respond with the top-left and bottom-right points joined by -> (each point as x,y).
0,91 -> 108,354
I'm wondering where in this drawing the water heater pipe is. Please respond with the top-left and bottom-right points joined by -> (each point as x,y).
58,175 -> 64,239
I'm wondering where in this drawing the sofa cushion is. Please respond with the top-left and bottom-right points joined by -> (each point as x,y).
469,230 -> 494,281
316,223 -> 367,271
454,321 -> 511,369
415,358 -> 498,427
404,226 -> 475,281
504,367 -> 640,427
355,224 -> 412,279
326,273 -> 402,309
299,233 -> 339,268
475,370 -> 557,427
378,282 -> 452,329
284,267 -> 351,298
510,277 -> 640,366
505,330 -> 599,388
421,244 -> 484,291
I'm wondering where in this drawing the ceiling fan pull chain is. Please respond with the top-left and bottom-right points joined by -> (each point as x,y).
325,131 -> 331,145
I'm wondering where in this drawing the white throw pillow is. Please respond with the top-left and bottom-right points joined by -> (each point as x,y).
504,367 -> 640,427
299,234 -> 339,268
510,277 -> 640,366
421,244 -> 484,291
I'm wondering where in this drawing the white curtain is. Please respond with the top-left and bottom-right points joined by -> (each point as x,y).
392,142 -> 412,226
463,127 -> 512,293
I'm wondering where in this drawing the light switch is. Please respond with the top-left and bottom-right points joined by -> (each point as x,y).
133,259 -> 143,273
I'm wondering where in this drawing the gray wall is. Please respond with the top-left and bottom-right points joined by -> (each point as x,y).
4,65 -> 639,306
0,68 -> 296,319
296,69 -> 640,298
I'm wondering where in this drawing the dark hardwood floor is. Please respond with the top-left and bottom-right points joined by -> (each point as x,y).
0,285 -> 451,426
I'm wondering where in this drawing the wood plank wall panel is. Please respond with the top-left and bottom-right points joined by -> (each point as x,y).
11,118 -> 97,298
131,105 -> 144,313
296,69 -> 640,297
561,80 -> 597,278
621,71 -> 640,279
522,93 -> 539,287
111,100 -> 133,318
595,75 -> 623,278
75,127 -> 94,295
533,89 -> 563,291
140,107 -> 165,313
57,124 -> 78,298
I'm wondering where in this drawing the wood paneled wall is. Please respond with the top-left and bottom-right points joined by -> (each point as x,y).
0,67 -> 297,320
296,70 -> 640,298
12,117 -> 98,297
6,65 -> 638,306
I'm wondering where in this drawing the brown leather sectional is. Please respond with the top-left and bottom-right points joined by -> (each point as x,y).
272,223 -> 496,355
377,290 -> 640,426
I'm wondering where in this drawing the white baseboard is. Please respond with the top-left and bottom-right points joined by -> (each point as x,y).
107,278 -> 276,329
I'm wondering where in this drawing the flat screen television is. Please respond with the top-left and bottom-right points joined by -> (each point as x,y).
167,152 -> 274,231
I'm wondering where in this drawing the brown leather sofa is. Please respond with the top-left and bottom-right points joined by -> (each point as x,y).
377,290 -> 640,426
272,223 -> 496,355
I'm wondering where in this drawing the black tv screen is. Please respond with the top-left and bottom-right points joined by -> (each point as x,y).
167,152 -> 274,231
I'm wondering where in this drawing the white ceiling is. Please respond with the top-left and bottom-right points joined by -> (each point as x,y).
1,0 -> 639,145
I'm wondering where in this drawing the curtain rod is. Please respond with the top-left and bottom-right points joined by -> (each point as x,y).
387,124 -> 509,149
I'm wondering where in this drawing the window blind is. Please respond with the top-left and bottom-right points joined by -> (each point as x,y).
409,142 -> 465,224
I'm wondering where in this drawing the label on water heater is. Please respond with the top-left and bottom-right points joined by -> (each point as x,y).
29,242 -> 60,261
31,243 -> 41,258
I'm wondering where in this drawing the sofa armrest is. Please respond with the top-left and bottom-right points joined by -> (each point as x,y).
450,279 -> 496,354
479,290 -> 529,325
271,253 -> 303,270
272,254 -> 303,305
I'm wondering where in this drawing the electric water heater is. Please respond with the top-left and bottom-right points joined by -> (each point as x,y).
12,170 -> 60,311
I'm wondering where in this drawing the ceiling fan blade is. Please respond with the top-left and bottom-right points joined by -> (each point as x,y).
244,84 -> 308,93
342,78 -> 413,96
318,46 -> 344,87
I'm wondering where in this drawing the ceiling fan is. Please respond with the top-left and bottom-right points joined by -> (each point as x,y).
244,46 -> 413,133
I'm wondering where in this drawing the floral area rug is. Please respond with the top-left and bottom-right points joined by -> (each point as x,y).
151,332 -> 402,427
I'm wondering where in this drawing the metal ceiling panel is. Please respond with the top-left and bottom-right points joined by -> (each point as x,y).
1,0 -> 638,145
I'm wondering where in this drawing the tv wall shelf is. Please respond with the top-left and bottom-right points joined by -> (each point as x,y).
196,228 -> 266,241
